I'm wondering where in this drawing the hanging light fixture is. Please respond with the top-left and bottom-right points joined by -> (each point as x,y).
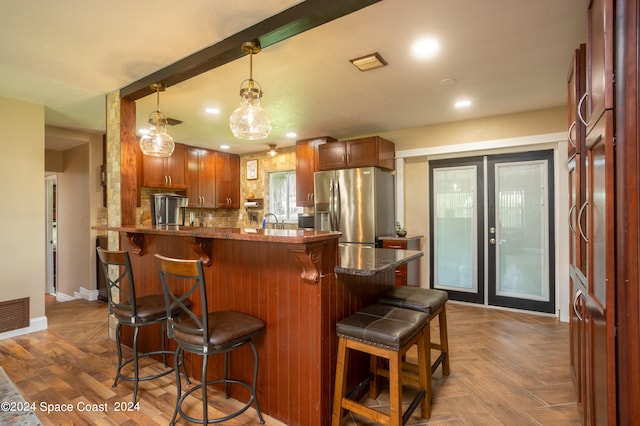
229,40 -> 272,140
268,144 -> 277,156
139,83 -> 175,157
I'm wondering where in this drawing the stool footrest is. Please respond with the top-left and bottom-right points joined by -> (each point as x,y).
340,386 -> 425,426
432,352 -> 447,375
347,373 -> 374,400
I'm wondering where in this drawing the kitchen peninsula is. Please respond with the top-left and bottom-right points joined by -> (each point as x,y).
95,224 -> 422,426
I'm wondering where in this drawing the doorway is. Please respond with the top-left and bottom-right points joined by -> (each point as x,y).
429,150 -> 555,314
45,175 -> 57,295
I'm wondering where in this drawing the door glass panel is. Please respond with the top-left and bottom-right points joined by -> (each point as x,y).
494,160 -> 549,301
433,166 -> 478,292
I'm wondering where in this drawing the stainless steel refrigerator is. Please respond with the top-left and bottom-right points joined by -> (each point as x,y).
314,167 -> 395,246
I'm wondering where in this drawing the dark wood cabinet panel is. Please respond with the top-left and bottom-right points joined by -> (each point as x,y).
141,143 -> 186,189
318,136 -> 395,171
296,136 -> 336,207
567,44 -> 586,159
185,147 -> 216,208
585,0 -> 613,132
214,151 -> 240,208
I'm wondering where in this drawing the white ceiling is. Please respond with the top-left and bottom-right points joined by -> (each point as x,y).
0,0 -> 586,154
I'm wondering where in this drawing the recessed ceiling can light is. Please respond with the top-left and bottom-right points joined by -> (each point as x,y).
412,38 -> 440,59
286,132 -> 297,138
205,107 -> 220,114
454,99 -> 472,108
220,145 -> 230,150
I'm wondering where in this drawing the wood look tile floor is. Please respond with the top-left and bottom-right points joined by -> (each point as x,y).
0,297 -> 581,425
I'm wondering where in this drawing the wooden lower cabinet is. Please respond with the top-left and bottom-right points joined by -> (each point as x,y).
381,236 -> 422,286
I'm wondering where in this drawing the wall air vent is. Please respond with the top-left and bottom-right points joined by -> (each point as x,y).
0,297 -> 29,333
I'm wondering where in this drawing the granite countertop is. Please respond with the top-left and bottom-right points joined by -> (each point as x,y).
92,224 -> 341,244
335,245 -> 423,276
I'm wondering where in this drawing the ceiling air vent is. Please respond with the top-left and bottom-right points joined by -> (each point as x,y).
349,52 -> 388,72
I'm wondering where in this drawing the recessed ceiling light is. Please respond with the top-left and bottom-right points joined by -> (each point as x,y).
286,132 -> 297,138
220,145 -> 230,150
138,128 -> 150,135
454,99 -> 472,108
205,107 -> 220,114
350,52 -> 388,71
412,38 -> 439,59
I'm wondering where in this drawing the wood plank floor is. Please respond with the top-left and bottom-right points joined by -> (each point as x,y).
0,298 -> 581,425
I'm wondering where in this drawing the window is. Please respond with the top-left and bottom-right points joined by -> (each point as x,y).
269,171 -> 302,223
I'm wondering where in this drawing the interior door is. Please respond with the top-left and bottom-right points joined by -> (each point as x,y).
429,157 -> 484,304
430,150 -> 555,314
486,151 -> 555,313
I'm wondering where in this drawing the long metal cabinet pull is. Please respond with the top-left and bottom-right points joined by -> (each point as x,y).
577,92 -> 589,127
568,121 -> 577,148
568,204 -> 577,235
577,201 -> 589,243
573,289 -> 584,321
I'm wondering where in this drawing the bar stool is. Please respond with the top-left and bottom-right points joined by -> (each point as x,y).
377,287 -> 450,376
96,247 -> 186,403
374,287 -> 450,416
332,304 -> 430,426
154,254 -> 265,426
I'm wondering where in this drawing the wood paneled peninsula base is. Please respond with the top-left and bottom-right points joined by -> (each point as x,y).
92,225 -> 422,426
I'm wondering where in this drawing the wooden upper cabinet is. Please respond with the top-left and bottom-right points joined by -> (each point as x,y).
318,136 -> 395,171
141,143 -> 186,189
584,0 -> 613,132
567,44 -> 586,159
185,147 -> 216,208
296,136 -> 336,207
214,151 -> 240,208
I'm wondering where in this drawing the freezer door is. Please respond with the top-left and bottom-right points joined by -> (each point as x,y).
314,171 -> 335,231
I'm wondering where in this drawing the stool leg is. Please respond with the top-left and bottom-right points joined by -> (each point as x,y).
417,328 -> 431,419
369,355 -> 380,399
439,304 -> 450,376
388,350 -> 402,426
112,322 -> 123,389
132,325 -> 140,403
332,337 -> 348,426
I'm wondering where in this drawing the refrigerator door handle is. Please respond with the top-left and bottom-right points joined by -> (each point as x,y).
335,179 -> 341,231
328,178 -> 335,231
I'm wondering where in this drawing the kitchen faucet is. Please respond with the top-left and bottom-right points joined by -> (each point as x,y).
263,212 -> 280,229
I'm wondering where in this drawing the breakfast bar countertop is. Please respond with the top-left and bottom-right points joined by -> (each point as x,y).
335,244 -> 423,276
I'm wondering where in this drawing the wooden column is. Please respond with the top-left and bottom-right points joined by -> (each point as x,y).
119,97 -> 138,226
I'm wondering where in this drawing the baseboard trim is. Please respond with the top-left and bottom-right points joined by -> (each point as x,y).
0,316 -> 47,340
79,287 -> 99,301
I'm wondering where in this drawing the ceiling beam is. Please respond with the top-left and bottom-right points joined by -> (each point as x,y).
120,0 -> 381,101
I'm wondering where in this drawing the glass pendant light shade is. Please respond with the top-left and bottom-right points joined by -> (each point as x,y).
229,79 -> 272,140
229,41 -> 272,140
139,84 -> 175,157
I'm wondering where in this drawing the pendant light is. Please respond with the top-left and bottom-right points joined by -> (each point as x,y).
139,83 -> 175,157
229,40 -> 272,140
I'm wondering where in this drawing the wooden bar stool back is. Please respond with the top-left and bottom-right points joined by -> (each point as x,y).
332,304 -> 431,426
96,247 -> 182,403
154,254 -> 265,426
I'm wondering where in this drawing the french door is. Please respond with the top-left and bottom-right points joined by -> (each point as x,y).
429,150 -> 555,313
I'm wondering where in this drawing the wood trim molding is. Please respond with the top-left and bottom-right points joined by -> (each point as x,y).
190,237 -> 213,266
126,232 -> 145,256
288,242 -> 324,284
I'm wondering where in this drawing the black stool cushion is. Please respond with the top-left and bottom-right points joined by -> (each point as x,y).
378,287 -> 448,315
174,310 -> 265,349
336,304 -> 428,351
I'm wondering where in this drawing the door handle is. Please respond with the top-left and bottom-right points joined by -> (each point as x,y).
489,238 -> 496,245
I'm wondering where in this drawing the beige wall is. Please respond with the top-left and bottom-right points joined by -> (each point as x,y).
55,137 -> 105,299
0,96 -> 46,319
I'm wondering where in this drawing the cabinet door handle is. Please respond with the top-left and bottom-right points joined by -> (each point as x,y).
568,204 -> 577,235
577,93 -> 589,127
573,289 -> 584,321
387,245 -> 402,249
568,121 -> 576,148
169,176 -> 172,186
577,201 -> 588,243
